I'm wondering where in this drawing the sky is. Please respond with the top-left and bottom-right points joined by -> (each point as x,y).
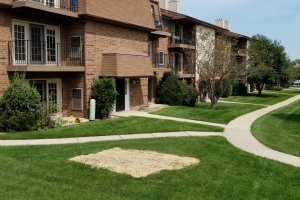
180,0 -> 300,60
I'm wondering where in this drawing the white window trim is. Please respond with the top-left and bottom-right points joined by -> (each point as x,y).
27,78 -> 62,115
12,20 -> 61,66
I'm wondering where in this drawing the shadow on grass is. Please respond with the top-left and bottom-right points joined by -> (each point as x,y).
234,93 -> 280,98
270,114 -> 300,123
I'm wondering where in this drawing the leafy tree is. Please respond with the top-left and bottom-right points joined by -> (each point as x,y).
247,34 -> 291,95
0,73 -> 41,132
184,27 -> 246,110
91,77 -> 118,120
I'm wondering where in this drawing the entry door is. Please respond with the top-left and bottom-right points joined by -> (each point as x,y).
46,28 -> 57,64
116,78 -> 125,112
30,25 -> 44,64
172,53 -> 183,74
34,80 -> 46,104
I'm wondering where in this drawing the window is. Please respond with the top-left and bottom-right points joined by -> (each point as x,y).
158,51 -> 164,65
72,88 -> 83,110
70,36 -> 81,58
12,20 -> 60,65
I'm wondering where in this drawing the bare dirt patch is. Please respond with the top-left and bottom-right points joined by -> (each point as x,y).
69,147 -> 200,178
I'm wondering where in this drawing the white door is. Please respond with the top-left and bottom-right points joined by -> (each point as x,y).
47,79 -> 62,114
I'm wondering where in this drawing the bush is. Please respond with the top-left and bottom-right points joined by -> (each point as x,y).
220,78 -> 232,98
181,82 -> 198,107
37,100 -> 61,130
0,73 -> 41,132
273,86 -> 283,91
232,81 -> 247,96
265,84 -> 274,90
91,77 -> 118,120
158,72 -> 183,106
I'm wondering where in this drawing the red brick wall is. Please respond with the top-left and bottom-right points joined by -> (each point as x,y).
129,78 -> 148,110
85,19 -> 150,110
0,8 -> 11,98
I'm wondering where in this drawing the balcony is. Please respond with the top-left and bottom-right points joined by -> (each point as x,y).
168,31 -> 195,49
151,15 -> 171,37
149,52 -> 170,68
170,62 -> 195,78
8,40 -> 84,72
12,0 -> 78,18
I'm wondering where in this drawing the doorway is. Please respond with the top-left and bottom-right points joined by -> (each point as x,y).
30,25 -> 44,64
116,78 -> 125,112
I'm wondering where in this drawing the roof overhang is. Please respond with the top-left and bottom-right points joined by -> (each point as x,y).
79,14 -> 156,32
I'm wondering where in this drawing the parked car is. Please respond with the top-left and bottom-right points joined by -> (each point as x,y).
291,80 -> 300,85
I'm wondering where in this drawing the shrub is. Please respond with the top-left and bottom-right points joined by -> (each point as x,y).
37,100 -> 61,130
273,86 -> 283,91
158,72 -> 183,106
91,77 -> 118,120
181,82 -> 198,107
0,73 -> 41,132
249,82 -> 255,92
265,84 -> 274,90
220,78 -> 232,98
232,81 -> 247,96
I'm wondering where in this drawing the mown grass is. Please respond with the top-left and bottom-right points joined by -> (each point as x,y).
263,89 -> 300,95
0,137 -> 300,200
252,100 -> 300,157
0,116 -> 223,140
221,92 -> 295,105
152,102 -> 264,124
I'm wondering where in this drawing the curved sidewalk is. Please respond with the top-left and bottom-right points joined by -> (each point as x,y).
223,95 -> 300,167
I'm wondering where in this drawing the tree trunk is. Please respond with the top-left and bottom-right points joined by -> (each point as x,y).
210,95 -> 216,110
257,83 -> 264,96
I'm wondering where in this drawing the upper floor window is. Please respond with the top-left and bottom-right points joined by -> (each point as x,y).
12,20 -> 60,65
70,36 -> 81,58
158,51 -> 164,65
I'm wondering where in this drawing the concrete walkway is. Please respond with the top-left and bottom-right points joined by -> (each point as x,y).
0,132 -> 222,146
223,95 -> 300,167
112,110 -> 226,128
1,95 -> 300,167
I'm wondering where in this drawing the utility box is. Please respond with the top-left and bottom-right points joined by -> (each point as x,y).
89,99 -> 96,121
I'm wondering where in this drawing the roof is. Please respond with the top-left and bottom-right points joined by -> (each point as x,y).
161,9 -> 250,39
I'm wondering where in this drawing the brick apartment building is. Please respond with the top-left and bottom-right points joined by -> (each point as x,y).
0,0 -> 249,119
0,0 -> 172,118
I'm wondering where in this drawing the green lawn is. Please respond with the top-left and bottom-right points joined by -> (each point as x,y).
0,116 -> 223,140
1,137 -> 300,199
152,102 -> 264,124
263,89 -> 300,95
252,100 -> 300,157
221,92 -> 295,105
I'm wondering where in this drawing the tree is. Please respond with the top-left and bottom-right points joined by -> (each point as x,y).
91,77 -> 118,120
185,27 -> 246,110
247,34 -> 291,95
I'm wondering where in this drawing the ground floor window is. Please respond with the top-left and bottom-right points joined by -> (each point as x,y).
30,79 -> 62,114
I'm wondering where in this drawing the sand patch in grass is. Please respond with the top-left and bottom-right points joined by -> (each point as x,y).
69,147 -> 200,178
